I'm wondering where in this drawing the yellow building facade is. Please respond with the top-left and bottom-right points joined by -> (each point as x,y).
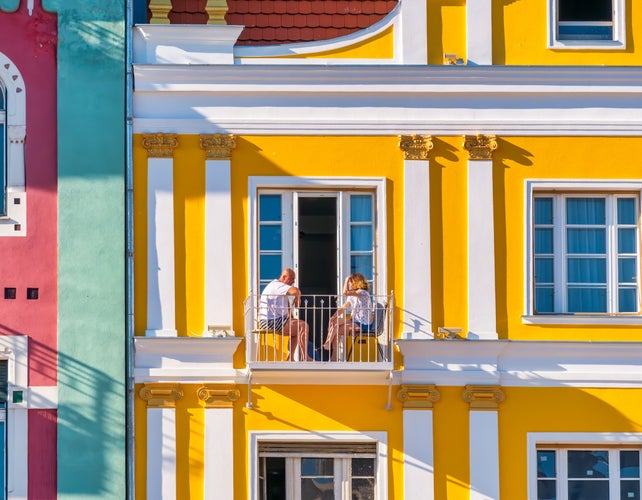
132,1 -> 642,499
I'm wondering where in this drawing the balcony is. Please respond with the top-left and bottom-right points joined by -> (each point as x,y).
244,292 -> 394,371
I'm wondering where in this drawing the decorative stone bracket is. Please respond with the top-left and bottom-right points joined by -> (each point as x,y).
397,384 -> 441,409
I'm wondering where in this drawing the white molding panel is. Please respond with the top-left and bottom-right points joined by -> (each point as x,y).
467,159 -> 497,339
204,408 -> 234,500
470,411 -> 499,500
147,407 -> 177,500
403,160 -> 432,338
466,0 -> 493,65
204,159 -> 233,334
403,410 -> 435,499
146,157 -> 177,337
132,65 -> 642,136
397,339 -> 642,387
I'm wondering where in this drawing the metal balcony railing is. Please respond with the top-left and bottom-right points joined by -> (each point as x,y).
244,292 -> 394,368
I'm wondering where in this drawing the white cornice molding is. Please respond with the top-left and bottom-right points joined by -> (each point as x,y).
132,65 -> 642,136
397,339 -> 642,388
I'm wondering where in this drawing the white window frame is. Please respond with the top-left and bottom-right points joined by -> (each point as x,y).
0,53 -> 26,237
248,177 -> 387,296
248,431 -> 388,500
527,432 -> 642,500
524,180 -> 642,325
547,0 -> 625,49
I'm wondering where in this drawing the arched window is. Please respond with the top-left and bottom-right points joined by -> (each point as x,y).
0,53 -> 26,237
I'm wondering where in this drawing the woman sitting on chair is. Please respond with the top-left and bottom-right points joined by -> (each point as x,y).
323,273 -> 373,361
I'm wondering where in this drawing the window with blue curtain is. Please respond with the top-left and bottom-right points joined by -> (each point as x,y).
349,194 -> 375,290
258,194 -> 283,293
534,194 -> 639,314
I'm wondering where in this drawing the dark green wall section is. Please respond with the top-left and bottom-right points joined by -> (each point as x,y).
42,0 -> 127,497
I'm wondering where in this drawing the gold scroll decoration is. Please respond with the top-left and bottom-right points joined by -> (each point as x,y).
397,384 -> 441,409
142,133 -> 178,158
399,135 -> 433,160
139,383 -> 183,408
197,385 -> 240,408
463,134 -> 498,160
200,134 -> 236,160
462,385 -> 505,410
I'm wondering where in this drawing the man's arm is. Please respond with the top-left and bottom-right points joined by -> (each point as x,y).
286,285 -> 301,308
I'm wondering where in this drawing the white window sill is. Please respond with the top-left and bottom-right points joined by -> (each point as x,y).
522,314 -> 642,325
548,40 -> 625,50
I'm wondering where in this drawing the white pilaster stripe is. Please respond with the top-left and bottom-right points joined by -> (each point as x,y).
7,407 -> 28,500
467,159 -> 497,339
205,160 -> 233,334
398,0 -> 428,64
403,159 -> 432,338
146,157 -> 177,337
204,408 -> 234,500
147,408 -> 177,500
466,0 -> 493,65
470,411 -> 499,500
403,410 -> 435,499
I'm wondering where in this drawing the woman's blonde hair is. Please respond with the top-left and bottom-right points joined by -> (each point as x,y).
350,273 -> 370,291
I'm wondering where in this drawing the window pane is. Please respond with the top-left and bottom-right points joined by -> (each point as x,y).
558,25 -> 613,41
537,450 -> 557,478
559,0 -> 612,22
619,258 -> 637,284
301,458 -> 333,476
260,255 -> 282,281
535,258 -> 554,283
535,198 -> 553,225
618,288 -> 638,313
567,287 -> 607,313
350,226 -> 373,252
352,458 -> 375,477
261,457 -> 286,500
618,229 -> 637,254
535,287 -> 555,313
259,226 -> 282,251
618,198 -> 637,225
301,478 -> 334,499
566,198 -> 605,225
568,480 -> 609,500
567,228 -> 606,254
567,258 -> 606,283
350,194 -> 373,222
535,229 -> 554,254
621,481 -> 640,500
537,480 -> 557,500
351,255 -> 373,281
352,478 -> 375,500
568,450 -> 609,478
259,195 -> 281,222
620,451 -> 640,478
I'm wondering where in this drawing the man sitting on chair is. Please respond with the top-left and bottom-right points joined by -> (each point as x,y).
258,268 -> 310,361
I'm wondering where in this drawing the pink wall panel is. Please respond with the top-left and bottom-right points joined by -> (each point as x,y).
0,4 -> 58,386
28,409 -> 57,499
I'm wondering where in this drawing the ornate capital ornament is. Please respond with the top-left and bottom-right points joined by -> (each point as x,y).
139,383 -> 183,408
462,385 -> 505,410
399,134 -> 433,160
197,385 -> 240,408
142,133 -> 178,158
200,134 -> 236,160
397,384 -> 441,409
463,134 -> 498,160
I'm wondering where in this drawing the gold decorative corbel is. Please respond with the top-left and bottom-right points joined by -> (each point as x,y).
463,134 -> 498,160
399,134 -> 433,160
200,134 -> 236,160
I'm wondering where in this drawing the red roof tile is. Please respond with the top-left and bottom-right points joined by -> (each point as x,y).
155,1 -> 399,46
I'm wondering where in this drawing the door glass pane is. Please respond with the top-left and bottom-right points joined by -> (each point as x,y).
567,287 -> 607,313
567,228 -> 606,254
535,198 -> 553,225
301,458 -> 334,500
617,198 -> 636,225
567,258 -> 606,283
350,226 -> 373,252
260,255 -> 282,281
260,457 -> 286,500
260,195 -> 282,221
259,194 -> 283,292
351,255 -> 373,281
618,228 -> 637,254
260,226 -> 282,251
350,195 -> 373,222
566,198 -> 605,225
